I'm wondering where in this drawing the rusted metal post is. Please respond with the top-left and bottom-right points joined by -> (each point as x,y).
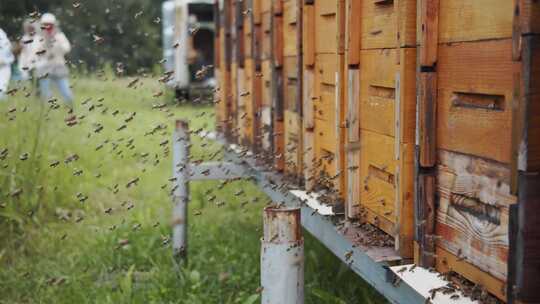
261,206 -> 304,304
172,119 -> 189,260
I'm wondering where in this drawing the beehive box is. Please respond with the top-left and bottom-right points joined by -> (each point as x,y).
272,3 -> 285,171
216,0 -> 233,139
214,1 -> 540,301
303,0 -> 346,194
259,0 -> 274,156
282,0 -> 303,180
343,0 -> 417,258
415,0 -> 540,302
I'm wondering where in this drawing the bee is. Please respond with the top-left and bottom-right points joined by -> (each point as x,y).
92,34 -> 105,44
126,177 -> 139,188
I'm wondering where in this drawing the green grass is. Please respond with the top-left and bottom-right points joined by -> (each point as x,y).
0,75 -> 386,303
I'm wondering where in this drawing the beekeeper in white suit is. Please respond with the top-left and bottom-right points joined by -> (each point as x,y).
35,13 -> 74,109
18,19 -> 39,81
0,28 -> 14,100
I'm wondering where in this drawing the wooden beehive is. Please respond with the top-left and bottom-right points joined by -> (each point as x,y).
302,0 -> 347,197
259,0 -> 274,155
282,0 -> 303,181
215,0 -> 540,302
343,0 -> 417,258
415,0 -> 540,302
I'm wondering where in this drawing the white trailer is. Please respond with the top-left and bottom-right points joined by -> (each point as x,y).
162,0 -> 215,100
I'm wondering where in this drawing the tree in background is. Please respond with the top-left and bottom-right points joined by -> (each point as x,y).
0,0 -> 162,75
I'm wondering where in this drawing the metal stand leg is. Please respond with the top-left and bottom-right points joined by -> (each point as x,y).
172,120 -> 189,261
261,206 -> 304,304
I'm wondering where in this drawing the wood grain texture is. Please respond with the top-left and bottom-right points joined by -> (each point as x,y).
395,0 -> 417,48
417,171 -> 436,267
261,105 -> 272,151
435,246 -> 507,301
242,62 -> 254,145
359,129 -> 415,258
346,0 -> 361,65
515,35 -> 540,173
315,0 -> 339,54
272,15 -> 284,67
251,58 -> 263,152
253,0 -> 262,24
417,0 -> 438,67
303,69 -> 316,190
261,12 -> 272,60
518,0 -> 540,35
302,3 -> 315,66
283,0 -> 299,57
359,48 -> 416,144
261,59 -> 272,107
284,110 -> 303,177
438,0 -> 513,43
509,171 -> 540,303
359,0 -> 416,49
417,72 -> 437,167
437,39 -> 513,164
261,0 -> 271,13
346,68 -> 360,219
435,150 -> 516,282
284,56 -> 299,111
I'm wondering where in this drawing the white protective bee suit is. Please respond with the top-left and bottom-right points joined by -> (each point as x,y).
35,13 -> 73,107
0,28 -> 14,100
18,20 -> 39,80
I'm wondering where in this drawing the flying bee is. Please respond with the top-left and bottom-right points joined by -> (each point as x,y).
126,177 -> 139,188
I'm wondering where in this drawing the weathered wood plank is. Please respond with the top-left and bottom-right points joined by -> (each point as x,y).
253,0 -> 262,25
417,0 -> 438,68
435,246 -> 507,301
395,0 -> 417,48
518,0 -> 540,35
435,150 -> 516,282
508,171 -> 540,303
437,39 -> 513,164
315,0 -> 339,54
360,0 -> 416,49
358,48 -> 416,144
417,170 -> 436,267
284,110 -> 303,177
303,68 -> 315,190
272,14 -> 284,67
417,72 -> 436,167
438,0 -> 513,43
346,0 -> 361,65
302,2 -> 315,66
358,129 -> 414,258
345,68 -> 360,219
283,0 -> 298,57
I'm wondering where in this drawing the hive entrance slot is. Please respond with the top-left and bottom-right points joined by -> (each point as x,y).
373,0 -> 394,6
449,193 -> 501,225
369,85 -> 395,99
451,92 -> 505,111
368,165 -> 395,185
